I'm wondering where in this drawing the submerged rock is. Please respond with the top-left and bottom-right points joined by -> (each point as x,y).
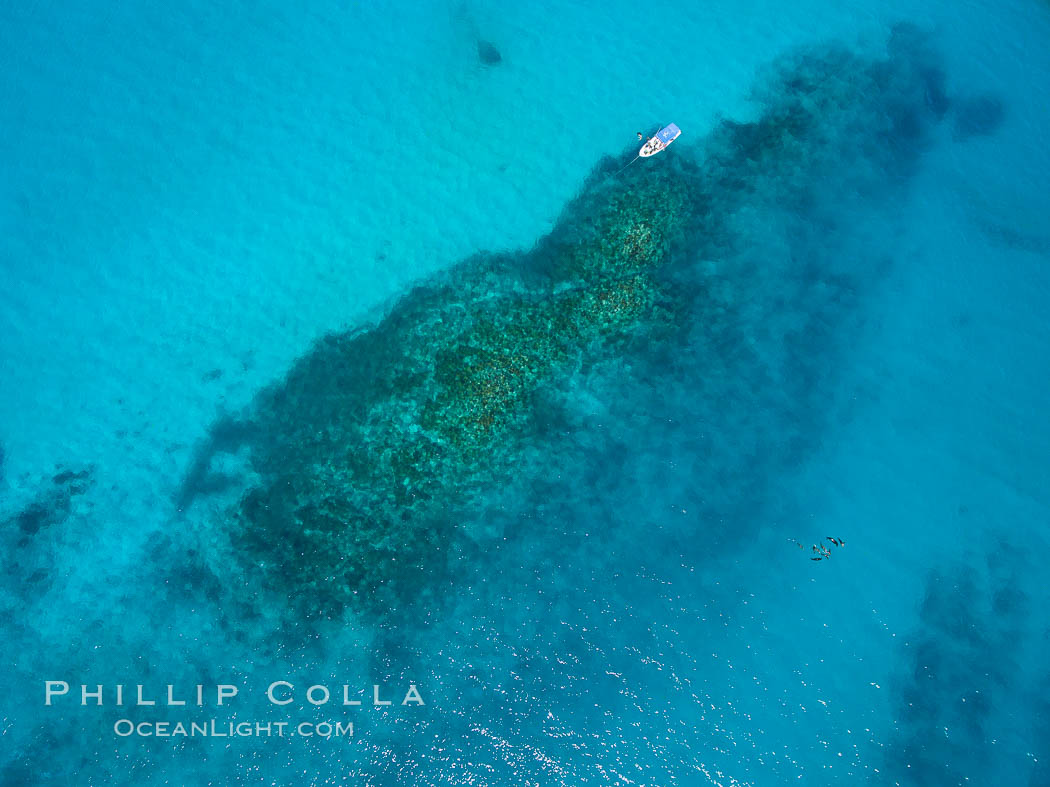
191,28 -> 951,622
477,39 -> 502,66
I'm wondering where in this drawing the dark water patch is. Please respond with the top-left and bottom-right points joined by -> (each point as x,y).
453,3 -> 503,67
1031,675 -> 1050,786
887,559 -> 1032,785
477,39 -> 501,66
921,66 -> 951,117
5,465 -> 93,546
975,218 -> 1050,256
174,413 -> 258,512
144,530 -> 225,607
953,93 -> 1006,140
14,502 -> 51,537
0,727 -> 63,787
185,27 -> 951,627
51,467 -> 90,491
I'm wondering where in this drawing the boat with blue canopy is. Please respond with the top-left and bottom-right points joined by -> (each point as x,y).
639,123 -> 681,157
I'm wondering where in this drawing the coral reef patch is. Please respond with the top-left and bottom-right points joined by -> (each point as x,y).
187,26 -> 952,622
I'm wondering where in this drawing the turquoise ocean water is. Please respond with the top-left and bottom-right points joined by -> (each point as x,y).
2,0 -> 1049,784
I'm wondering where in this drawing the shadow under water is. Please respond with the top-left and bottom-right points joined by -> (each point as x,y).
887,556 -> 1037,786
184,25 -> 956,625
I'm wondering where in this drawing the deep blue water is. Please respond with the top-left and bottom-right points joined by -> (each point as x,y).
2,1 -> 1049,785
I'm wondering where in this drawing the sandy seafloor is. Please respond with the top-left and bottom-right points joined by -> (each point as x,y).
1,0 -> 1049,784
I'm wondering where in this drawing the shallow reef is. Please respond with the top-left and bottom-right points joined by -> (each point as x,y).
223,166 -> 698,619
188,26 -> 953,622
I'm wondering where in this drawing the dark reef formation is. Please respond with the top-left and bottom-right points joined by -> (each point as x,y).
477,39 -> 502,66
186,26 -> 956,621
6,467 -> 93,548
453,3 -> 502,67
175,413 -> 259,512
222,168 -> 696,618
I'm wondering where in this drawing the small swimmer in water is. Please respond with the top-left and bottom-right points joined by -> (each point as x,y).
827,537 -> 845,547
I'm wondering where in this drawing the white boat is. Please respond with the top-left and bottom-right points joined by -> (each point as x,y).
639,123 -> 682,157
